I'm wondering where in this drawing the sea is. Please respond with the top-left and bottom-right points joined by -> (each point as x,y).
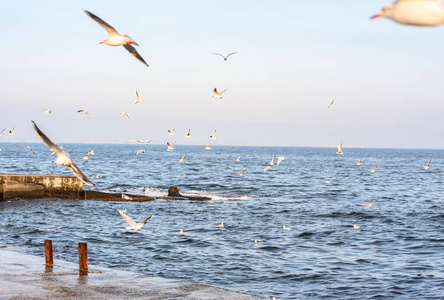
1,143 -> 443,299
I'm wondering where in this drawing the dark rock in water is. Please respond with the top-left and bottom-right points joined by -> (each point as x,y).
168,186 -> 182,197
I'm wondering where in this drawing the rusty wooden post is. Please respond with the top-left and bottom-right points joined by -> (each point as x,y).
44,240 -> 53,266
78,242 -> 88,275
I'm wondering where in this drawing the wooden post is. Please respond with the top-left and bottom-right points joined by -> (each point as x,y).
44,240 -> 53,266
78,242 -> 88,275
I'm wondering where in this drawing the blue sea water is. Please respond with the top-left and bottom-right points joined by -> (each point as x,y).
1,143 -> 444,299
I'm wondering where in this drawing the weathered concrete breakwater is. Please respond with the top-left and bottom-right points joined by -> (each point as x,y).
0,174 -> 211,201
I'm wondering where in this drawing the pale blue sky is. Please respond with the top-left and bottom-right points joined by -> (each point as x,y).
0,1 -> 443,148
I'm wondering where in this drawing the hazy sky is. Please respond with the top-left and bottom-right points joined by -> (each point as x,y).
1,1 -> 443,148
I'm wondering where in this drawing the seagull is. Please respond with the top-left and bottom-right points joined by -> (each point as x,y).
134,90 -> 142,104
254,240 -> 258,247
354,224 -> 361,230
212,88 -> 227,99
421,159 -> 431,170
120,112 -> 130,118
121,194 -> 133,200
355,157 -> 362,166
0,128 -> 5,136
137,140 -> 151,145
168,129 -> 175,135
83,154 -> 90,160
167,141 -> 176,152
238,169 -> 246,176
328,99 -> 335,108
209,130 -> 216,140
283,225 -> 291,230
117,209 -> 154,231
185,129 -> 191,139
18,145 -> 36,156
8,128 -> 15,136
235,156 -> 241,162
218,222 -> 224,228
205,145 -> 212,150
84,10 -> 149,66
77,109 -> 89,115
90,174 -> 102,179
359,199 -> 377,208
43,108 -> 51,114
264,166 -> 272,173
367,164 -> 378,173
371,0 -> 444,26
213,52 -> 238,60
31,121 -> 94,186
179,229 -> 184,235
267,156 -> 276,166
178,154 -> 187,163
88,150 -> 95,156
336,143 -> 343,155
277,156 -> 284,167
136,150 -> 145,156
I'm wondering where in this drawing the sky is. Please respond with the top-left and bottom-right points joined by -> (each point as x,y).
0,0 -> 443,149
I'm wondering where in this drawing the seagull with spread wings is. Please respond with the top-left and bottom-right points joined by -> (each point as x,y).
336,143 -> 344,155
18,145 -> 36,157
168,129 -> 175,135
328,99 -> 335,108
213,52 -> 238,60
8,128 -> 15,136
178,154 -> 187,163
117,209 -> 154,231
134,90 -> 142,104
209,130 -> 217,140
137,140 -> 151,145
185,129 -> 191,139
212,88 -> 227,99
167,141 -> 176,152
84,10 -> 149,66
421,159 -> 431,170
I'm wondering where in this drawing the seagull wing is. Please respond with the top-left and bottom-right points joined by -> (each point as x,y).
139,214 -> 154,225
213,53 -> 226,59
0,128 -> 5,135
69,161 -> 95,186
219,89 -> 227,94
226,52 -> 238,58
213,88 -> 218,94
32,121 -> 64,156
84,10 -> 120,37
117,209 -> 138,227
123,44 -> 149,67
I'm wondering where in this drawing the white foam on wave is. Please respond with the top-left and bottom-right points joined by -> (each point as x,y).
180,189 -> 252,201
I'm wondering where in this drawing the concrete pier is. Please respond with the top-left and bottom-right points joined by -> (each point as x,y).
0,249 -> 262,299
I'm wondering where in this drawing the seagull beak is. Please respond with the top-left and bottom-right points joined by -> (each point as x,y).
370,13 -> 381,19
99,41 -> 104,44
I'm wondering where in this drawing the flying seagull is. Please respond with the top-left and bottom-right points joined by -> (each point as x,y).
168,129 -> 175,135
136,150 -> 145,156
178,154 -> 187,163
266,156 -> 276,166
367,164 -> 378,173
277,156 -> 284,167
134,90 -> 142,104
43,108 -> 52,114
84,10 -> 149,66
264,166 -> 272,173
137,140 -> 151,145
421,159 -> 431,170
212,88 -> 227,99
238,169 -> 246,176
31,121 -> 94,186
77,110 -> 89,115
235,156 -> 241,162
209,130 -> 216,140
120,112 -> 130,118
328,99 -> 335,108
185,128 -> 191,139
117,209 -> 154,231
0,128 -> 5,136
18,145 -> 36,157
167,141 -> 176,152
213,52 -> 238,61
355,157 -> 362,166
359,199 -> 377,208
8,128 -> 15,136
371,0 -> 444,26
336,143 -> 344,155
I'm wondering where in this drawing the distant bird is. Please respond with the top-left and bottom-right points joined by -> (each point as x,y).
168,129 -> 175,135
218,222 -> 224,229
83,154 -> 90,160
355,157 -> 362,166
77,109 -> 89,115
31,121 -> 94,186
277,156 -> 284,167
134,90 -> 142,104
121,194 -> 133,200
238,169 -> 246,176
90,174 -> 102,179
283,225 -> 291,230
336,143 -> 343,155
354,224 -> 361,230
178,154 -> 187,163
371,0 -> 444,26
185,129 -> 191,139
213,52 -> 238,60
205,145 -> 212,150
367,164 -> 378,173
212,88 -> 227,99
264,166 -> 272,173
267,156 -> 276,166
328,99 -> 335,108
120,112 -> 130,118
254,239 -> 258,247
8,128 -> 14,136
421,159 -> 431,170
137,140 -> 151,145
88,150 -> 95,156
209,130 -> 217,140
117,209 -> 154,231
0,128 -> 5,136
18,145 -> 36,156
84,10 -> 149,66
179,229 -> 184,235
359,199 -> 377,208
167,141 -> 176,152
43,108 -> 51,114
235,156 -> 241,162
136,150 -> 145,156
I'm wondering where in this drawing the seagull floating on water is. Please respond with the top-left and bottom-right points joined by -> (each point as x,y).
421,159 -> 431,170
18,145 -> 36,157
117,209 -> 153,231
336,143 -> 343,155
84,10 -> 149,66
31,121 -> 94,186
83,154 -> 90,160
354,224 -> 361,230
205,145 -> 212,150
43,108 -> 51,114
134,90 -> 142,104
328,99 -> 335,108
254,240 -> 258,247
371,0 -> 444,26
218,222 -> 224,229
212,88 -> 227,99
283,225 -> 291,230
213,52 -> 238,61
